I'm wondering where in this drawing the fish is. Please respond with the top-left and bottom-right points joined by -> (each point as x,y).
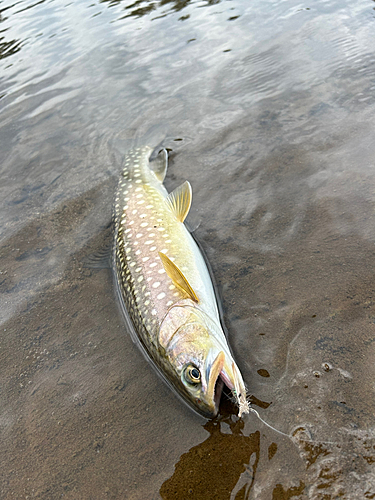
113,145 -> 249,418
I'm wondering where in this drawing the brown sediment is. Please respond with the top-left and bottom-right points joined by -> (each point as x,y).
159,418 -> 261,500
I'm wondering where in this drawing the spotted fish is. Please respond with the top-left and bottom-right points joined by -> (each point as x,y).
114,145 -> 249,418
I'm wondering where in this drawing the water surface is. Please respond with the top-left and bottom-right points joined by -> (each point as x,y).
1,0 -> 375,497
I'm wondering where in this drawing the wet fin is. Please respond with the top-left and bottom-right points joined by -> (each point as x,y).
159,252 -> 199,303
185,213 -> 201,233
166,181 -> 192,223
150,148 -> 168,182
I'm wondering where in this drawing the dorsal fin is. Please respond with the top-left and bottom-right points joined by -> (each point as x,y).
159,252 -> 199,303
150,148 -> 168,182
166,181 -> 192,223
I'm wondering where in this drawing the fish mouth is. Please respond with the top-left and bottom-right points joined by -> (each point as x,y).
218,368 -> 235,393
204,350 -> 224,417
204,350 -> 248,418
213,375 -> 225,412
207,350 -> 240,417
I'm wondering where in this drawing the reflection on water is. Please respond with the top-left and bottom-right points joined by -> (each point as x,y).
100,0 -> 221,19
0,35 -> 22,61
160,415 -> 260,500
1,0 -> 375,496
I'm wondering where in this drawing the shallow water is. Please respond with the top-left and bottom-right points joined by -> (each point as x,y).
1,0 -> 375,497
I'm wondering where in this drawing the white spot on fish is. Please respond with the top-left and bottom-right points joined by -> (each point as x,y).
151,309 -> 157,315
138,276 -> 143,282
158,269 -> 166,274
132,210 -> 137,215
167,301 -> 173,306
146,205 -> 153,209
150,246 -> 156,251
150,262 -> 157,268
142,256 -> 150,262
152,282 -> 161,288
157,292 -> 166,300
136,233 -> 143,238
140,222 -> 148,227
145,240 -> 154,245
169,284 -> 175,290
135,250 -> 141,255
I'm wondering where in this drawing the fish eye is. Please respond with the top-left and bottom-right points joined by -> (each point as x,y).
184,364 -> 201,385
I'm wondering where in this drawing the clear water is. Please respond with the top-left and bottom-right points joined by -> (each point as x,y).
1,0 -> 375,497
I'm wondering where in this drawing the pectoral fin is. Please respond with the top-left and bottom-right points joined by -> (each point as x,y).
166,181 -> 192,223
159,252 -> 199,303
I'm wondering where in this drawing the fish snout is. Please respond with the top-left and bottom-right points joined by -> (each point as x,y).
195,349 -> 226,418
202,348 -> 249,418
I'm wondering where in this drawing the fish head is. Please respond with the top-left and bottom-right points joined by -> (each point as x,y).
159,304 -> 248,418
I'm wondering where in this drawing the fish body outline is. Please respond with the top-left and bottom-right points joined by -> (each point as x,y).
113,145 -> 249,418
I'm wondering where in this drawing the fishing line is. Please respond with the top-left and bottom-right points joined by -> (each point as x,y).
247,407 -> 340,446
248,407 -> 290,438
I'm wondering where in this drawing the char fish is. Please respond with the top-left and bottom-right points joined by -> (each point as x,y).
114,145 -> 249,418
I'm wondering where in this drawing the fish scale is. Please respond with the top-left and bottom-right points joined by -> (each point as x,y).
115,149 -> 194,344
113,145 -> 249,418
